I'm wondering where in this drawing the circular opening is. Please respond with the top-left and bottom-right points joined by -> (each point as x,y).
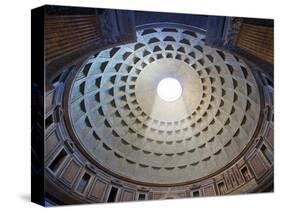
157,78 -> 182,102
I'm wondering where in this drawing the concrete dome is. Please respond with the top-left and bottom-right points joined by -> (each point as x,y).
68,24 -> 260,184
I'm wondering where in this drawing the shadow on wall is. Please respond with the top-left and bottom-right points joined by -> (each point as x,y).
135,11 -> 208,29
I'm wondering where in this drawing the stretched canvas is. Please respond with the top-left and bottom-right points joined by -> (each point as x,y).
31,5 -> 274,206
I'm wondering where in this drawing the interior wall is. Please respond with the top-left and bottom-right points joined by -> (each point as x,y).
236,19 -> 273,64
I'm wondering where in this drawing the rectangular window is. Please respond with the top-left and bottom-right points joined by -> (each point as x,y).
218,182 -> 226,195
266,107 -> 272,121
241,166 -> 251,182
192,190 -> 200,197
48,149 -> 67,172
52,72 -> 62,86
138,193 -> 146,200
261,144 -> 273,164
45,114 -> 53,129
107,186 -> 118,202
76,172 -> 91,193
266,77 -> 273,87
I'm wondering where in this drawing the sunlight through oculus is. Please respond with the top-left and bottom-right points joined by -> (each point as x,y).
157,78 -> 182,102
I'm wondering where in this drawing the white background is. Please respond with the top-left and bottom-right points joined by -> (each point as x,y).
0,0 -> 279,211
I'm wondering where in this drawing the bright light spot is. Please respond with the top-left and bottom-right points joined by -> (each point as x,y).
157,78 -> 182,102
